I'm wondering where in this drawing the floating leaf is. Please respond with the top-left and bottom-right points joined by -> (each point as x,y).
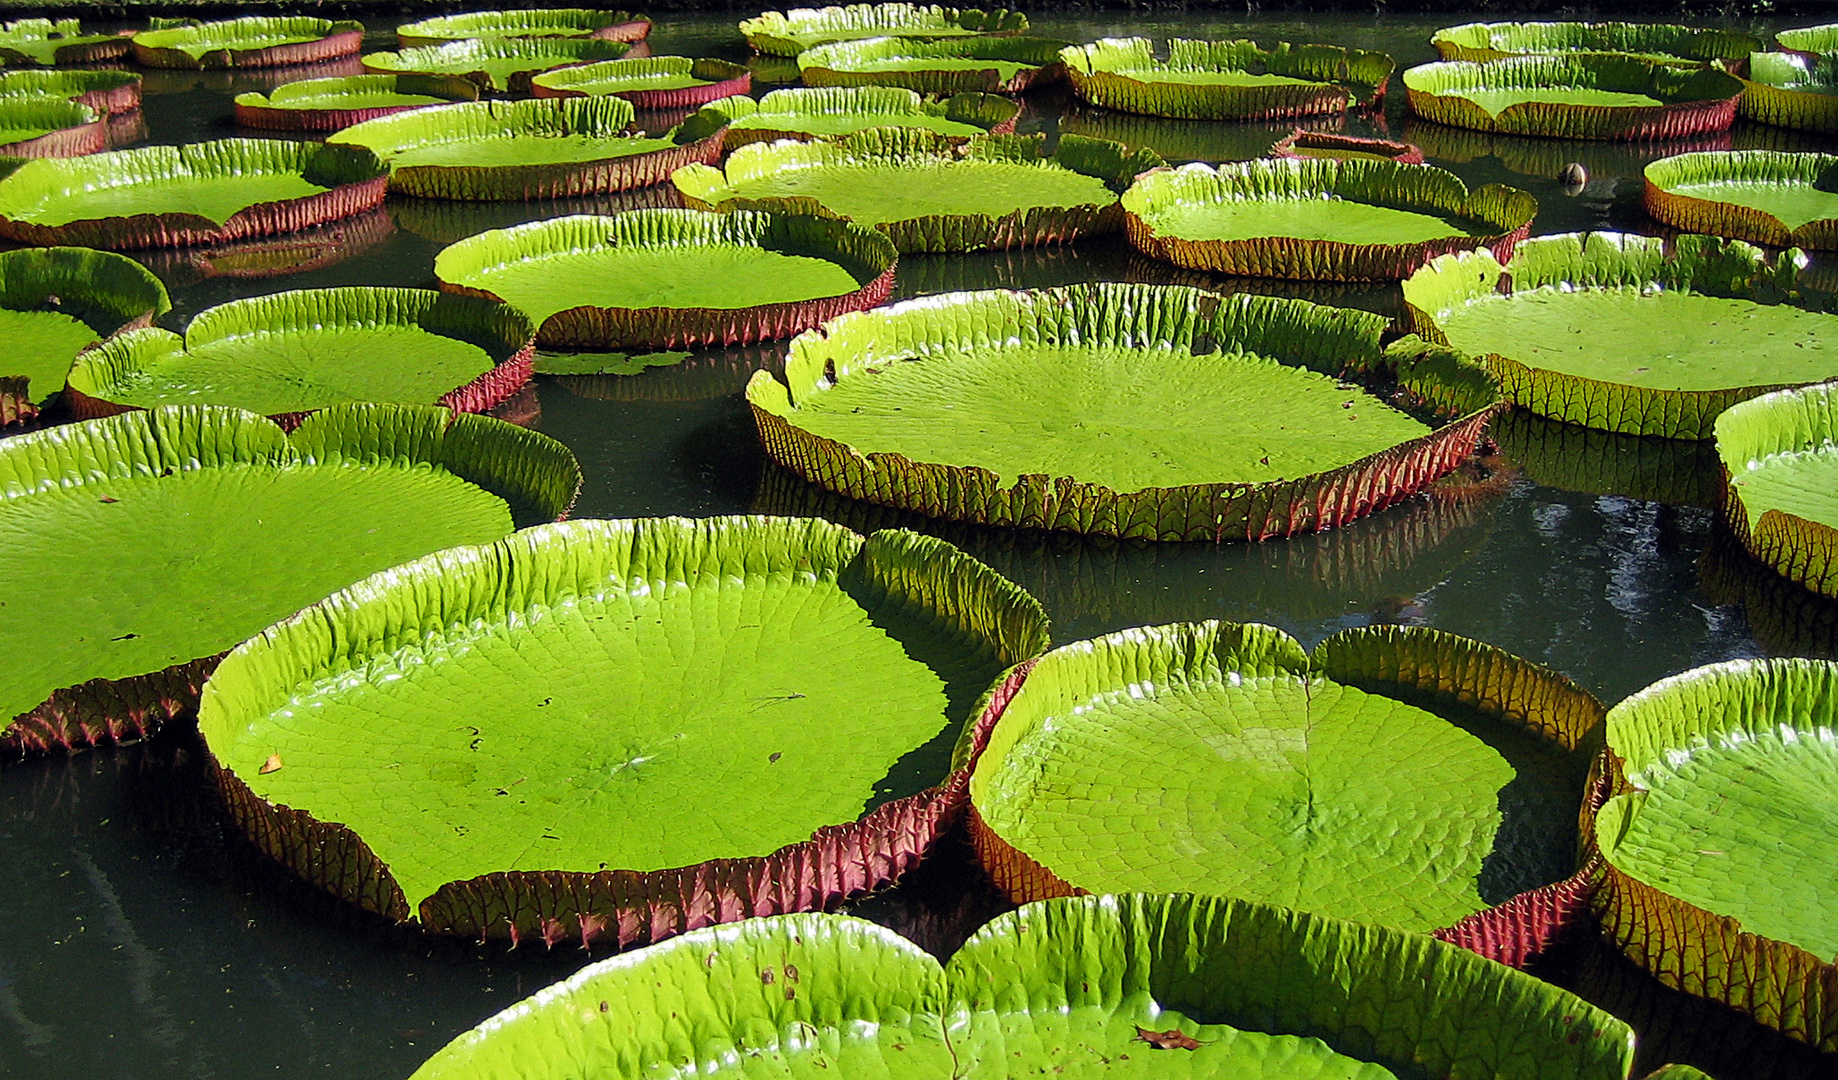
529,56 -> 750,110
1269,127 -> 1424,164
396,9 -> 651,49
0,18 -> 131,67
1430,21 -> 1761,64
361,37 -> 639,95
0,246 -> 167,424
799,34 -> 1071,94
1061,37 -> 1393,120
1740,51 -> 1838,137
740,3 -> 1029,57
702,86 -> 1018,149
1645,150 -> 1838,251
234,74 -> 481,131
1403,55 -> 1743,140
0,69 -> 142,116
1713,381 -> 1838,601
131,16 -> 364,70
0,98 -> 105,160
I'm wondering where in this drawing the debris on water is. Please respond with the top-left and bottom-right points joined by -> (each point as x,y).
1558,162 -> 1587,194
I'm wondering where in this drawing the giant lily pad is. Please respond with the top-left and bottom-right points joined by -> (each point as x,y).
1403,55 -> 1743,140
1402,232 -> 1833,439
747,284 -> 1501,541
1594,657 -> 1838,1051
131,16 -> 364,70
529,56 -> 750,110
1061,37 -> 1394,121
968,621 -> 1604,963
1776,23 -> 1838,58
436,209 -> 897,349
674,129 -> 1160,254
0,403 -> 580,756
702,86 -> 1019,148
361,37 -> 641,95
1645,151 -> 1838,251
64,287 -> 534,424
0,69 -> 142,116
0,139 -> 389,250
0,19 -> 130,67
406,894 -> 1636,1079
741,3 -> 1029,57
798,35 -> 1070,94
329,97 -> 722,201
0,98 -> 105,159
197,514 -> 1047,945
1123,157 -> 1536,282
396,9 -> 652,49
234,74 -> 482,131
1712,381 -> 1838,600
0,246 -> 168,425
1430,21 -> 1762,64
1739,52 -> 1838,136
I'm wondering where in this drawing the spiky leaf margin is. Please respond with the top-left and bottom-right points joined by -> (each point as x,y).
1269,126 -> 1425,164
1402,231 -> 1816,439
131,16 -> 364,70
234,74 -> 482,132
1739,53 -> 1838,136
0,69 -> 141,116
1404,55 -> 1743,141
1430,21 -> 1762,64
1061,37 -> 1394,121
0,246 -> 168,425
198,515 -> 1047,947
1776,23 -> 1838,59
799,35 -> 1070,94
740,3 -> 1029,58
1644,151 -> 1838,251
63,287 -> 535,427
0,18 -> 131,67
1713,381 -> 1838,600
0,139 -> 389,251
529,56 -> 751,110
964,621 -> 1605,969
701,86 -> 1019,149
437,210 -> 897,350
1593,657 -> 1838,1051
1123,157 -> 1535,282
396,9 -> 652,50
674,128 -> 1162,254
748,284 -> 1501,541
1,403 -> 581,757
360,37 -> 641,95
330,97 -> 722,201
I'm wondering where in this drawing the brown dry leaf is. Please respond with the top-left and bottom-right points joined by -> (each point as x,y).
259,753 -> 284,775
1134,1026 -> 1202,1050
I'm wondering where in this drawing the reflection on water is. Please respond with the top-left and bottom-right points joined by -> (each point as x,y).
136,208 -> 396,290
1403,119 -> 1735,185
1699,525 -> 1838,661
389,185 -> 685,246
1489,408 -> 1721,509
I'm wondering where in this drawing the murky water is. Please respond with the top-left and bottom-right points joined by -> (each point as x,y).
2,11 -> 1837,1080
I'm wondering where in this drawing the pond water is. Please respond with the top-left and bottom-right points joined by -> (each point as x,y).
2,10 -> 1837,1080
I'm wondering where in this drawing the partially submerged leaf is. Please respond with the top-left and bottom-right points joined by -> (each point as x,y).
1061,37 -> 1394,120
1268,127 -> 1425,164
406,894 -> 1635,1079
701,86 -> 1019,149
740,3 -> 1029,57
0,245 -> 169,422
131,16 -> 364,70
1124,157 -> 1536,282
435,209 -> 897,349
396,9 -> 651,49
1645,150 -> 1838,251
1713,381 -> 1838,600
799,35 -> 1072,94
1403,55 -> 1743,140
0,403 -> 581,756
1430,21 -> 1762,64
197,515 -> 1048,944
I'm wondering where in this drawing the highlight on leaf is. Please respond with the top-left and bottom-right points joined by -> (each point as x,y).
396,9 -> 652,49
1712,381 -> 1838,601
1430,21 -> 1762,64
0,246 -> 169,425
1060,37 -> 1395,121
748,282 -> 1503,540
0,69 -> 142,116
798,34 -> 1071,94
0,403 -> 581,757
196,514 -> 1048,946
740,3 -> 1029,57
1739,51 -> 1838,136
1403,55 -> 1744,140
435,209 -> 898,349
130,16 -> 364,69
1401,231 -> 1833,439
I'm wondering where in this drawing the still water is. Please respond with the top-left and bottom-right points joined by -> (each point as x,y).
2,10 -> 1837,1080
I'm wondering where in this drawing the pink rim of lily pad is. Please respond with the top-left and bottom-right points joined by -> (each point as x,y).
0,107 -> 108,159
0,71 -> 142,116
234,75 -> 483,132
132,22 -> 365,70
531,58 -> 753,111
0,25 -> 132,67
1269,127 -> 1425,164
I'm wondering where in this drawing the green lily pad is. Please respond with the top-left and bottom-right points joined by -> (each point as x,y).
407,894 -> 1634,1079
1713,381 -> 1838,600
0,97 -> 104,159
674,129 -> 1160,254
1645,150 -> 1838,251
529,56 -> 751,109
131,16 -> 363,70
435,209 -> 897,349
1776,23 -> 1838,58
329,97 -> 722,201
1595,656 -> 1838,1051
0,139 -> 389,250
361,37 -> 637,94
234,74 -> 481,132
1061,37 -> 1394,121
0,18 -> 130,67
64,287 -> 534,422
1430,21 -> 1762,64
1402,232 -> 1833,439
1123,157 -> 1536,282
1741,52 -> 1838,136
969,621 -> 1601,937
704,86 -> 1017,149
0,246 -> 168,423
396,9 -> 651,49
740,3 -> 1029,57
748,283 -> 1500,540
1403,55 -> 1743,140
799,35 -> 1070,94
197,515 -> 1047,943
0,403 -> 580,756
0,69 -> 142,116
